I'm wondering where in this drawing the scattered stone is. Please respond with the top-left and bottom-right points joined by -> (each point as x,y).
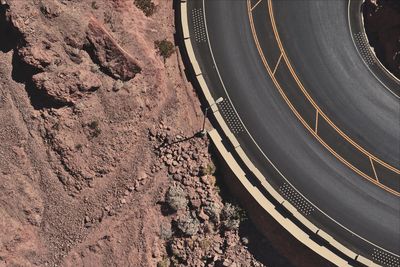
112,80 -> 124,92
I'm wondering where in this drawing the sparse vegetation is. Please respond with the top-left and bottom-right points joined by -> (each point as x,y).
112,80 -> 124,92
160,224 -> 173,240
90,64 -> 100,73
157,258 -> 170,267
203,201 -> 222,223
134,0 -> 156,17
200,161 -> 216,176
91,1 -> 99,9
87,120 -> 101,138
165,184 -> 188,212
176,214 -> 200,236
221,203 -> 247,231
155,39 -> 175,60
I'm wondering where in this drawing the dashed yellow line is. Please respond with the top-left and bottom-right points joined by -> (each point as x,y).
369,157 -> 379,182
251,0 -> 263,11
247,0 -> 399,196
266,0 -> 399,175
315,110 -> 319,134
272,53 -> 283,76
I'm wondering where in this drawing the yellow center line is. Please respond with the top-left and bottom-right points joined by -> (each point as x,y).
251,0 -> 263,11
267,0 -> 399,175
246,0 -> 399,196
272,53 -> 283,76
369,157 -> 379,182
315,109 -> 319,134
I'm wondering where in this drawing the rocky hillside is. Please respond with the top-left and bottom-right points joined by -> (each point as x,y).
0,0 -> 291,266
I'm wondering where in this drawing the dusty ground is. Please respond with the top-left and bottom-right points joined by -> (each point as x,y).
363,0 -> 400,79
0,0 -> 292,266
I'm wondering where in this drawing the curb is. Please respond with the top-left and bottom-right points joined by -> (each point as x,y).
179,1 -> 380,266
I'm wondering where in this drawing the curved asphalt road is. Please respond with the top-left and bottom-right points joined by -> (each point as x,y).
186,0 -> 400,263
271,0 -> 400,170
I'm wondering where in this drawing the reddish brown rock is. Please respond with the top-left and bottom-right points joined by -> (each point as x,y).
86,17 -> 141,81
32,68 -> 102,104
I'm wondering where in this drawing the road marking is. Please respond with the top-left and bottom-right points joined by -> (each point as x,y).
315,109 -> 319,134
251,0 -> 263,11
246,0 -> 400,256
267,0 -> 400,175
272,53 -> 282,76
248,0 -> 399,197
197,0 -> 400,258
369,157 -> 379,182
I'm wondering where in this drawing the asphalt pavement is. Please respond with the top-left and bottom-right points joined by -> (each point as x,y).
185,0 -> 400,263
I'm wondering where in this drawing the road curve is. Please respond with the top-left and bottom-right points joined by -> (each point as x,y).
181,0 -> 400,265
270,0 -> 400,171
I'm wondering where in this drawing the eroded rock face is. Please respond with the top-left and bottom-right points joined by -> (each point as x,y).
32,67 -> 102,104
86,18 -> 142,81
363,0 -> 400,78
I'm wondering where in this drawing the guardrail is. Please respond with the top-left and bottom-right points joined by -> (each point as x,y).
179,1 -> 381,266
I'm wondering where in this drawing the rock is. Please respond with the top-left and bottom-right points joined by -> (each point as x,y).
148,127 -> 157,137
213,244 -> 223,255
198,209 -> 209,221
86,18 -> 141,81
200,175 -> 208,184
168,166 -> 177,174
222,259 -> 232,266
189,197 -> 201,209
172,174 -> 182,181
137,171 -> 147,181
32,68 -> 101,104
112,80 -> 124,92
39,0 -> 62,18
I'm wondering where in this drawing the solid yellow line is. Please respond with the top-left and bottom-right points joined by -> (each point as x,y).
251,0 -> 263,11
267,0 -> 399,175
315,110 -> 319,134
273,53 -> 283,76
247,0 -> 399,197
369,157 -> 379,182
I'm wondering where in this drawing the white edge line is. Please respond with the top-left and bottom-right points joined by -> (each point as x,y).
200,0 -> 400,259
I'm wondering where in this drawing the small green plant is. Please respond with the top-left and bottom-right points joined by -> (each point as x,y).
199,238 -> 212,250
176,214 -> 200,236
134,0 -> 156,16
200,162 -> 216,175
91,1 -> 99,9
165,184 -> 188,212
157,258 -> 170,267
221,203 -> 247,231
87,120 -> 101,138
75,143 -> 83,150
159,224 -> 173,240
155,39 -> 175,60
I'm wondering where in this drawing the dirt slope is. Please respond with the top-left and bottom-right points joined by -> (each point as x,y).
0,0 -> 292,266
